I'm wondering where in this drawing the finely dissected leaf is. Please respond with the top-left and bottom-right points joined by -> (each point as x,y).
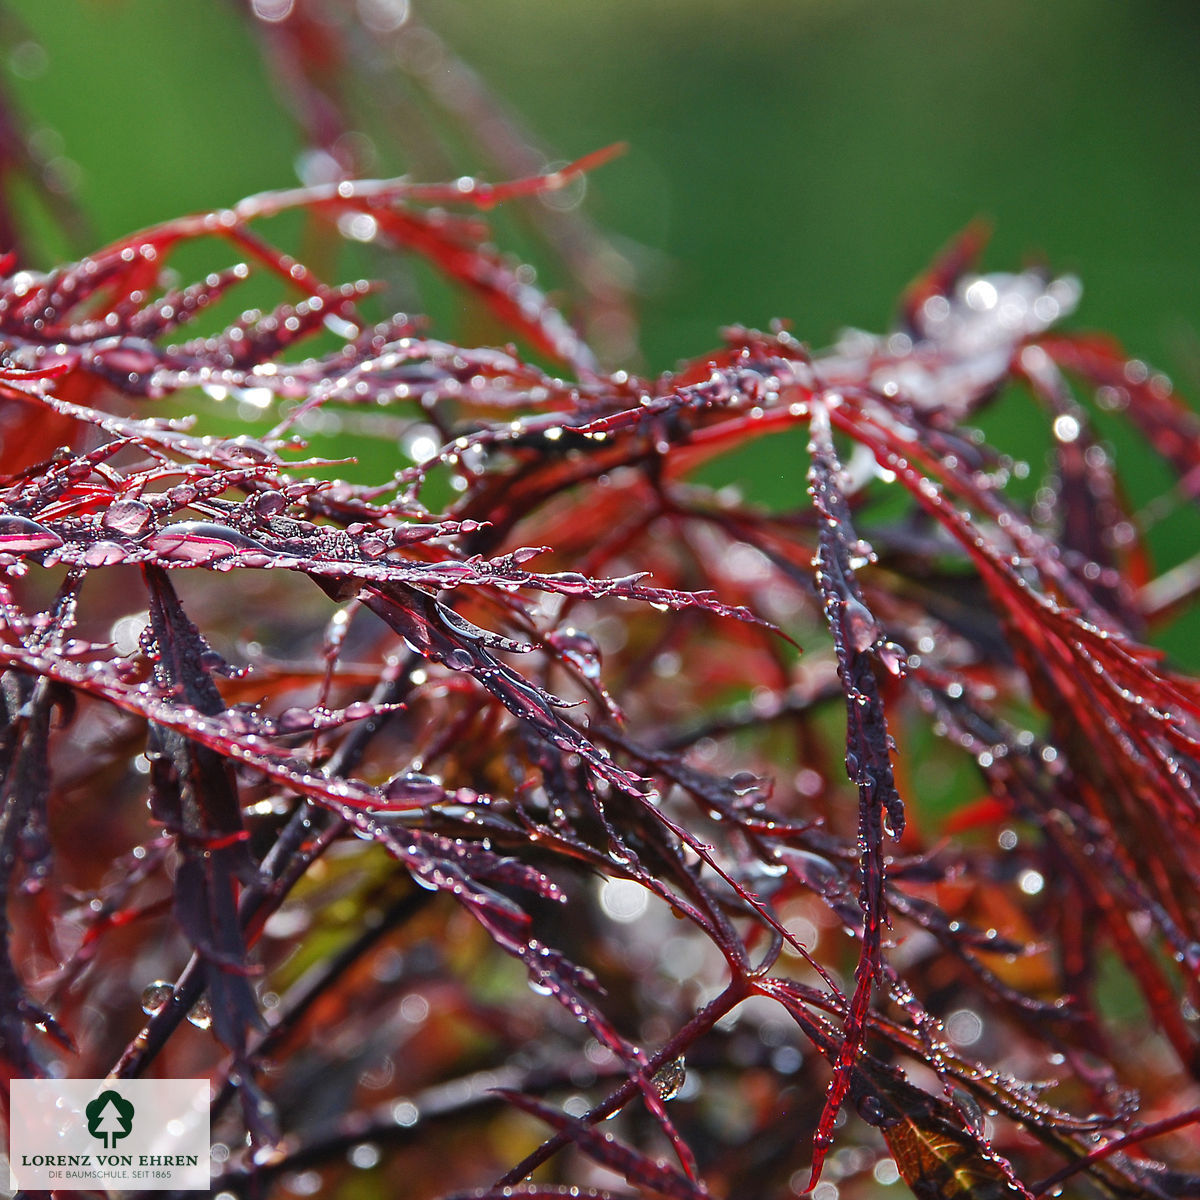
802,398 -> 906,1187
0,672 -> 58,1079
142,567 -> 262,1074
497,1090 -> 709,1200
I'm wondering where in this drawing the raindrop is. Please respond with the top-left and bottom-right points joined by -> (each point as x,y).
100,499 -> 152,536
877,641 -> 908,677
0,515 -> 63,554
220,434 -> 276,462
841,596 -> 879,654
147,522 -> 268,564
547,626 -> 602,680
276,707 -> 317,734
856,1093 -> 892,1127
651,1056 -> 687,1102
782,849 -> 841,895
951,1086 -> 985,1132
187,994 -> 213,1031
83,540 -> 128,567
444,648 -> 474,671
254,492 -> 287,518
545,571 -> 591,594
381,770 -> 443,803
729,769 -> 763,798
140,980 -> 174,1015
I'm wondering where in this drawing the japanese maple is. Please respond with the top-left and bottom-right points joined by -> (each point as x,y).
0,5 -> 1198,1200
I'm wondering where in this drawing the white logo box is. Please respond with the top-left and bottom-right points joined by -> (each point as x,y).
9,1078 -> 210,1192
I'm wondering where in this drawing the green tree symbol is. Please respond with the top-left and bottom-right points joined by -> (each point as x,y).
85,1089 -> 135,1150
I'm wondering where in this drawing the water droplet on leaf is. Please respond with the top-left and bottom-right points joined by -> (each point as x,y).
141,980 -> 174,1015
856,1093 -> 893,1127
381,770 -> 443,803
547,626 -> 602,680
651,1056 -> 687,1101
83,540 -> 128,567
877,641 -> 908,677
276,707 -> 316,733
842,596 -> 879,654
100,499 -> 152,536
0,515 -> 63,554
187,994 -> 213,1030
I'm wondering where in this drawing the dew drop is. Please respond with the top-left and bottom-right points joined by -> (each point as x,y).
444,648 -> 474,671
547,625 -> 602,680
856,1093 -> 893,1127
187,994 -> 213,1031
651,1056 -> 686,1102
220,434 -> 276,462
877,641 -> 908,677
83,540 -> 128,567
100,499 -> 152,536
545,571 -> 591,594
782,849 -> 841,895
140,980 -> 174,1015
381,770 -> 443,803
147,522 -> 267,564
950,1085 -> 985,1132
0,515 -> 63,554
254,492 -> 287,518
276,707 -> 317,734
841,596 -> 879,654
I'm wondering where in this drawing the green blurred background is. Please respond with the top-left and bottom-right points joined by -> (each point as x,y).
4,0 -> 1200,650
6,0 -> 1198,367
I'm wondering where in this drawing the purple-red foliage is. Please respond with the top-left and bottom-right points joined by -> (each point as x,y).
2,8 -> 1200,1200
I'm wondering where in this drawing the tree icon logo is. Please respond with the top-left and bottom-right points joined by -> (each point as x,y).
85,1089 -> 135,1149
